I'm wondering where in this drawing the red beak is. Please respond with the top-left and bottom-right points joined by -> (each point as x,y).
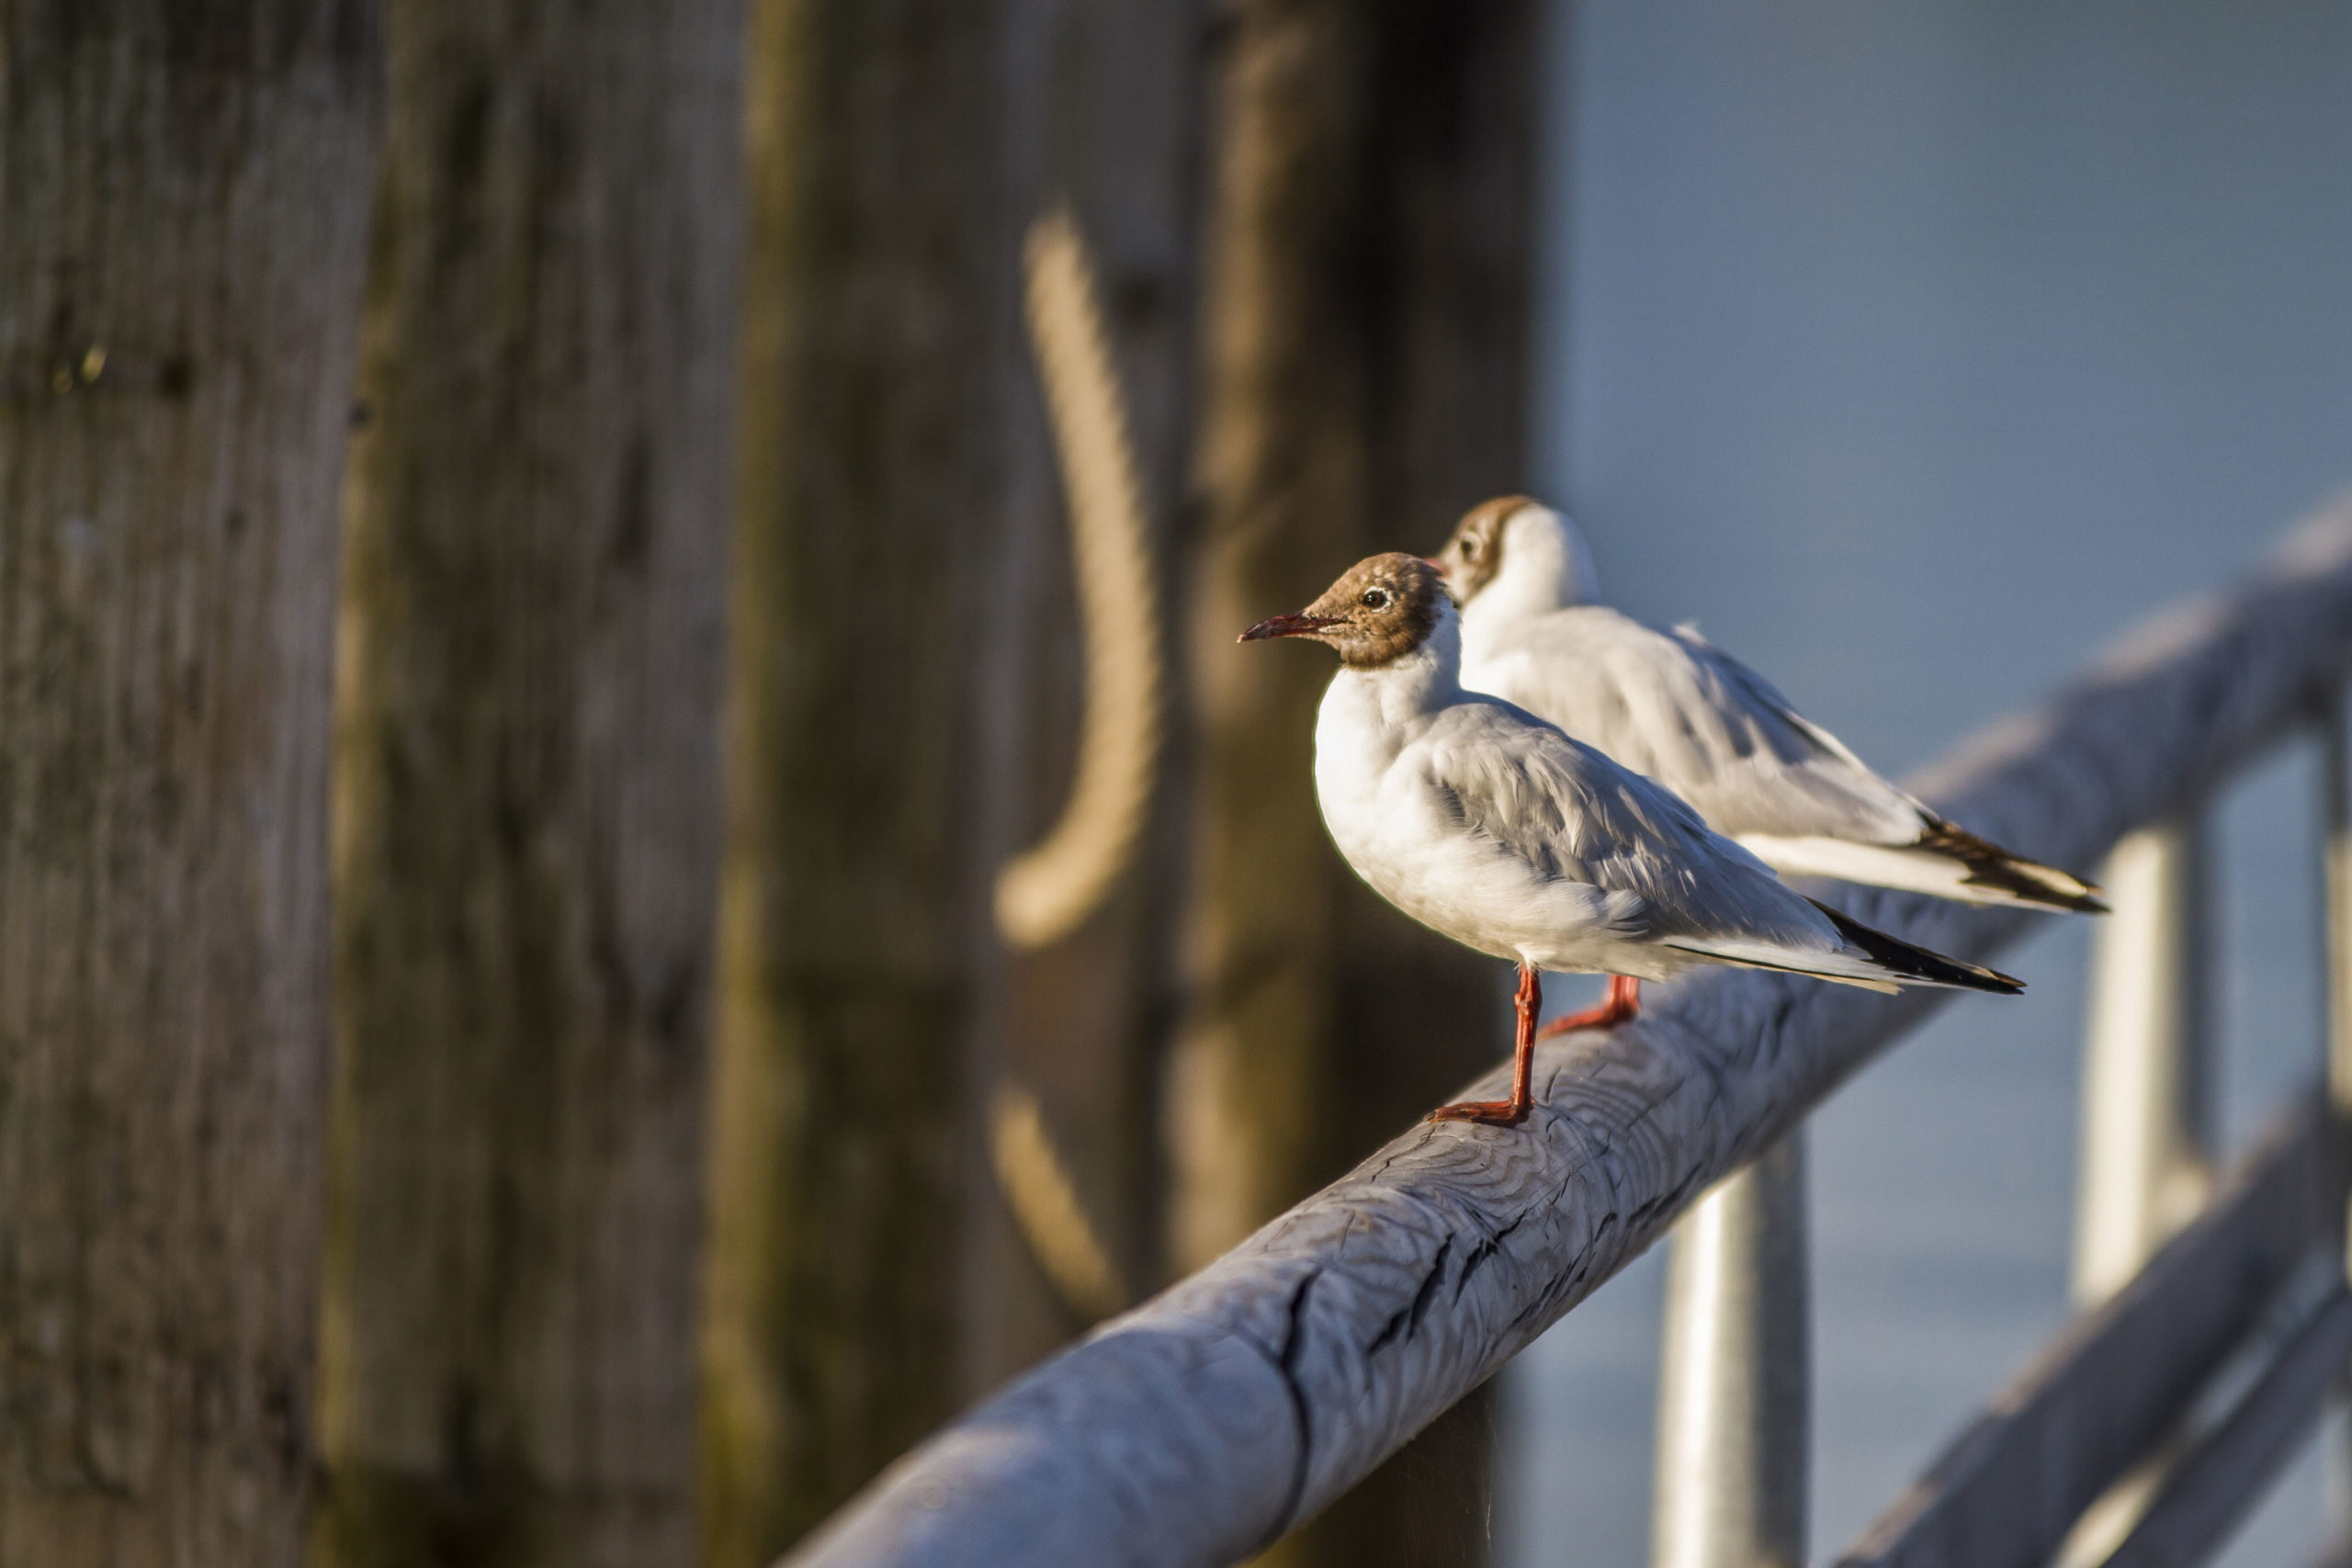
1239,612 -> 1341,643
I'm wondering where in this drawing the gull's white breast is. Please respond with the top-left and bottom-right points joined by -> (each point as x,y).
1310,671 -> 1664,976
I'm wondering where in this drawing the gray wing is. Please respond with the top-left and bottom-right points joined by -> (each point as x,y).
1467,607 -> 1928,843
1417,700 -> 1837,951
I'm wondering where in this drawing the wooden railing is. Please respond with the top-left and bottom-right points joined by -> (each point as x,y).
1838,636 -> 2352,1568
782,499 -> 2352,1568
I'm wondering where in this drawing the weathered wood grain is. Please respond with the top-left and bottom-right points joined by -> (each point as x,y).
2103,1282 -> 2352,1568
0,6 -> 382,1563
315,2 -> 741,1563
702,2 -> 1040,1562
1838,1091 -> 2334,1568
782,497 -> 2352,1568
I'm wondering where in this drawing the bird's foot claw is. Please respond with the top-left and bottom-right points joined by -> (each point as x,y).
1428,1099 -> 1530,1127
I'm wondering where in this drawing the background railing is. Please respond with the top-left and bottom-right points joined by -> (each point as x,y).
781,503 -> 2352,1568
1833,696 -> 2352,1568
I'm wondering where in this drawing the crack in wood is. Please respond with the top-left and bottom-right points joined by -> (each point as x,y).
1366,1237 -> 1453,1357
1262,1267 -> 1325,1548
1453,1215 -> 1523,1303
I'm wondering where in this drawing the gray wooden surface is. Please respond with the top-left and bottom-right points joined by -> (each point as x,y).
0,10 -> 382,1563
318,4 -> 743,1563
1838,1092 -> 2335,1568
705,2 -> 1059,1557
2106,1281 -> 2352,1568
785,500 -> 2352,1568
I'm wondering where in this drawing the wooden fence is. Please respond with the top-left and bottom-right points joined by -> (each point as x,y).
785,500 -> 2352,1568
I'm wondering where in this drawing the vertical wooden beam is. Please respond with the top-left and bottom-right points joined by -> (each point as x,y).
315,1 -> 742,1562
1652,1134 -> 1811,1568
0,4 -> 383,1562
960,0 -> 1210,1393
2073,818 -> 2216,1307
700,3 -> 1021,1563
2059,815 -> 2216,1565
1176,1 -> 1540,1562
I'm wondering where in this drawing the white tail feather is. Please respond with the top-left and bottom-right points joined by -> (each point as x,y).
1736,833 -> 2096,909
1660,937 -> 1903,993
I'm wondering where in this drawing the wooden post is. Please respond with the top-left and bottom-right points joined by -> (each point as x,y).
314,2 -> 741,1563
699,2 -> 1029,1562
1175,2 -> 1540,1562
2060,815 -> 2216,1565
0,6 -> 382,1563
2074,818 -> 2216,1306
959,0 -> 1209,1394
1652,1133 -> 1811,1568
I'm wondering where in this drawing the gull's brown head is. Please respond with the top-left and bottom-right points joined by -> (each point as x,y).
1238,553 -> 1446,670
1432,494 -> 1534,605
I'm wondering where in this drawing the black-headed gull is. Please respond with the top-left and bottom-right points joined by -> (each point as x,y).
1435,497 -> 2105,919
1241,553 -> 2022,1126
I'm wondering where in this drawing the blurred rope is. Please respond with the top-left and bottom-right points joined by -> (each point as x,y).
989,1082 -> 1130,1322
988,207 -> 1159,1325
992,206 -> 1164,951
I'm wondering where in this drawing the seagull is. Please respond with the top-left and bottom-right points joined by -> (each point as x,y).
1434,497 -> 2106,928
1241,553 -> 2022,1126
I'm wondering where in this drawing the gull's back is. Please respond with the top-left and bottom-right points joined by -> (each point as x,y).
1463,604 -> 1925,846
1323,681 -> 1848,973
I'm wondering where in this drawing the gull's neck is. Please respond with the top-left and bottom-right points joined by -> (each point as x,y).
1314,600 -> 1467,838
1331,599 -> 1467,728
1461,508 -> 1600,654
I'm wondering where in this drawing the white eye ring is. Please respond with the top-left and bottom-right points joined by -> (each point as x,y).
1362,587 -> 1391,609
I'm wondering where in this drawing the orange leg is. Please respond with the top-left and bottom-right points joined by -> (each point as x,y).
1536,974 -> 1641,1040
1430,962 -> 1544,1126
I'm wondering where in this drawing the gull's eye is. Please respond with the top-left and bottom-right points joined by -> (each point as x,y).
1459,537 -> 1480,561
1361,587 -> 1391,610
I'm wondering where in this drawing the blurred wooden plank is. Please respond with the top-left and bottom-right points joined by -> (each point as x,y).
2103,1283 -> 2352,1568
962,0 -> 1211,1396
786,502 -> 2352,1568
705,3 -> 1116,1563
0,7 -> 382,1564
1838,1093 -> 2336,1568
316,2 -> 743,1564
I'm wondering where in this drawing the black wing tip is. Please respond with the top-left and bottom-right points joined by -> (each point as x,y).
1982,875 -> 2108,916
1807,898 -> 2026,996
1978,880 -> 2109,916
1917,817 -> 2109,915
